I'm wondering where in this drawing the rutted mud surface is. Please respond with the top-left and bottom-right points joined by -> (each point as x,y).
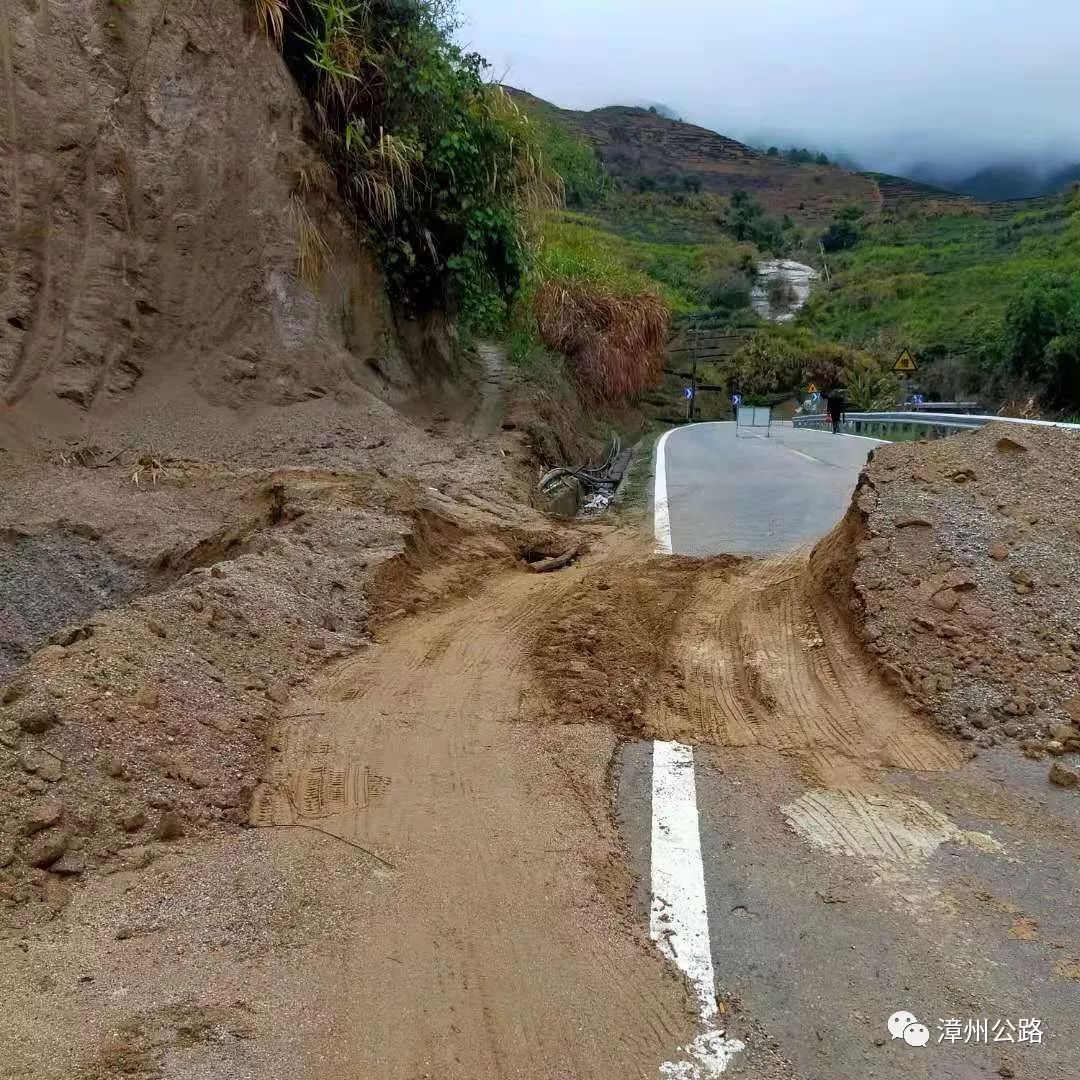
663,550 -> 963,783
244,549 -> 699,1079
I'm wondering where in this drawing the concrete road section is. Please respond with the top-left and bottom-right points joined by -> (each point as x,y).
655,422 -> 885,556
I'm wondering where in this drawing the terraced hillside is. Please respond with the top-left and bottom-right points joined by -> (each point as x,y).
863,171 -> 972,215
512,91 -> 881,226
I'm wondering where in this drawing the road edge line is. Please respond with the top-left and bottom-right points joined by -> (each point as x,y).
651,740 -> 745,1075
654,427 -> 675,555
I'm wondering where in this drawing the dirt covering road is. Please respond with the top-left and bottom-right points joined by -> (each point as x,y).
4,385 -> 1080,1079
3,527 -> 717,1080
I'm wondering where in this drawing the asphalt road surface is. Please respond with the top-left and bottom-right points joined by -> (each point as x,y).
626,422 -> 1079,1080
655,421 -> 885,556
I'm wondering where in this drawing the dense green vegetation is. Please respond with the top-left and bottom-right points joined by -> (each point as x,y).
270,0 -> 555,329
804,192 -> 1080,409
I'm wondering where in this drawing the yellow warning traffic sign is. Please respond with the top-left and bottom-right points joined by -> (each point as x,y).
807,383 -> 818,394
894,348 -> 919,373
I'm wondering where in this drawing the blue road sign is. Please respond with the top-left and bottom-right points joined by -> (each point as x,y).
684,386 -> 695,400
731,393 -> 742,407
913,393 -> 925,406
810,392 -> 821,403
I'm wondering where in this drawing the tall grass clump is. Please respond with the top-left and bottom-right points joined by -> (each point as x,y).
534,281 -> 668,403
509,215 -> 671,403
264,0 -> 556,329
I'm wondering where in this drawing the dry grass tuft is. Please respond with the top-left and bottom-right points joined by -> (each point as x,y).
131,450 -> 171,488
534,281 -> 669,403
290,195 -> 333,284
346,128 -> 420,227
296,159 -> 335,197
253,0 -> 287,41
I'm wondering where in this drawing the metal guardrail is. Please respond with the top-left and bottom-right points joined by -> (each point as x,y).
794,411 -> 1080,439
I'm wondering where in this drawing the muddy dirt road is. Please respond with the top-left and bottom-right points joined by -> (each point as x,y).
1,534 -> 708,1080
3,424 -> 1079,1080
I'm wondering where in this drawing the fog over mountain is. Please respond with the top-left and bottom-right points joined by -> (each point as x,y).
459,0 -> 1080,198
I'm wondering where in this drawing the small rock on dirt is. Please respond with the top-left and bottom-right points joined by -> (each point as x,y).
26,829 -> 70,868
50,853 -> 86,876
989,542 -> 1009,561
996,436 -> 1029,455
1049,763 -> 1079,788
932,590 -> 959,612
121,810 -> 147,833
23,798 -> 64,835
101,755 -> 128,780
265,682 -> 290,705
15,704 -> 58,734
153,811 -> 185,841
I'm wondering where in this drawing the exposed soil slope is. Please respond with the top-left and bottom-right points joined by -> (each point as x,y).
0,451 -> 573,927
0,0 -> 453,453
811,423 -> 1080,773
2,527 -> 705,1080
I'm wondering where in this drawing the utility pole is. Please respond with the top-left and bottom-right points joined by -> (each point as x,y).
690,327 -> 699,422
818,241 -> 831,286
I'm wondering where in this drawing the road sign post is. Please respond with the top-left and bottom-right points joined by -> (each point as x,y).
894,349 -> 919,374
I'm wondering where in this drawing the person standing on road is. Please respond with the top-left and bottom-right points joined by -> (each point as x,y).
826,391 -> 846,434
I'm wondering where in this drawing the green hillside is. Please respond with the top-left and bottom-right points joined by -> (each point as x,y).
519,88 -> 1080,416
803,194 -> 1080,410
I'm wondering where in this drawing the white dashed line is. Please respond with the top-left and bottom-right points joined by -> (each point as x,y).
651,433 -> 743,1075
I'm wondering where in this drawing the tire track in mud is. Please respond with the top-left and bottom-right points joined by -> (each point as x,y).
661,550 -> 963,788
250,558 -> 699,1080
653,549 -> 971,871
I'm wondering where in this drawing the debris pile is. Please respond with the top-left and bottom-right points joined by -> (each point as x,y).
814,423 -> 1080,783
537,437 -> 631,518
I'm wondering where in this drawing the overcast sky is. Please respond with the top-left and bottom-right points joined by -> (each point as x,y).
456,0 -> 1080,176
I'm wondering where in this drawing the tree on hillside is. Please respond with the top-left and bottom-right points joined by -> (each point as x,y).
723,190 -> 790,254
766,146 -> 780,157
820,207 -> 863,253
722,328 -> 855,398
1002,277 -> 1080,409
845,361 -> 901,410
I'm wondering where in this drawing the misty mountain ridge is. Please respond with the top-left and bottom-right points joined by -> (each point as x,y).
658,113 -> 1080,202
904,160 -> 1080,201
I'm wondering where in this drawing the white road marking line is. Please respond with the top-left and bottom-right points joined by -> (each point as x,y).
651,741 -> 745,1077
654,428 -> 676,554
651,436 -> 742,1074
785,447 -> 819,463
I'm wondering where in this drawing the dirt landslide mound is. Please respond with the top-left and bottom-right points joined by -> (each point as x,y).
811,422 -> 1080,781
530,551 -> 741,735
0,460 -> 569,931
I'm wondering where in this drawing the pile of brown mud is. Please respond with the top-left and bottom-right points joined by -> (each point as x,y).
812,422 -> 1080,782
0,458 -> 571,930
530,550 -> 741,735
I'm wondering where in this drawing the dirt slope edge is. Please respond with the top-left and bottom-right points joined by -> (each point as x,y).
0,0 -> 454,453
0,468 -> 572,931
810,424 -> 1080,773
